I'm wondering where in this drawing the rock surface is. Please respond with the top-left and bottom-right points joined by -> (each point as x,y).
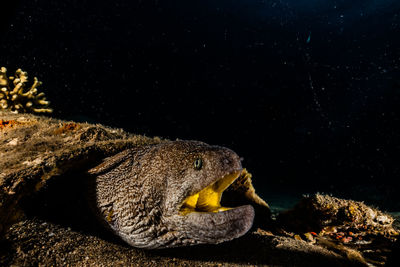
1,218 -> 358,267
0,110 -> 397,266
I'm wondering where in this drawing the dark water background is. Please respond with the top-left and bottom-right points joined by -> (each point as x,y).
1,0 -> 400,211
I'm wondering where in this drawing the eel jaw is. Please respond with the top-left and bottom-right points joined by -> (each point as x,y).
170,169 -> 255,248
179,170 -> 243,215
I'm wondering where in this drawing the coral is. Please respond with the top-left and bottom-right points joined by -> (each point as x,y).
0,67 -> 52,114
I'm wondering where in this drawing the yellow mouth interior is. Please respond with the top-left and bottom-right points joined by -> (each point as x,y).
179,171 -> 241,215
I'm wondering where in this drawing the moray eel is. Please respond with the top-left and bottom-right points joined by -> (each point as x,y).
88,140 -> 255,249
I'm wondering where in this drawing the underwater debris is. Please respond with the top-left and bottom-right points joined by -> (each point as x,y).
306,31 -> 311,43
276,194 -> 399,266
0,67 -> 52,114
277,194 -> 397,236
54,122 -> 81,135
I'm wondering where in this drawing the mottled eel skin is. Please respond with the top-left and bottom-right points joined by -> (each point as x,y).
88,140 -> 255,249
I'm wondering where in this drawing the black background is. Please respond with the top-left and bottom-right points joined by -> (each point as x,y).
1,0 -> 400,210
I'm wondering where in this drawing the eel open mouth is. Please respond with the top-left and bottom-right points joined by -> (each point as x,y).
179,170 -> 242,215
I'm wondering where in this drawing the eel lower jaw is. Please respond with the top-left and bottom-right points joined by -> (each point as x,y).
179,170 -> 242,215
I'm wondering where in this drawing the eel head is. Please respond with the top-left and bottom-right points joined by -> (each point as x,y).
89,140 -> 254,249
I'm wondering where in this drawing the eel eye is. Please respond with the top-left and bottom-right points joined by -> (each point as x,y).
194,158 -> 203,170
